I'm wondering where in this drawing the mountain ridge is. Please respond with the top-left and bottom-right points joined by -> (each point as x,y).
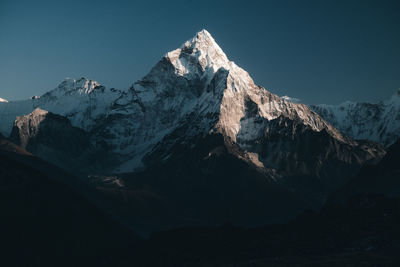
311,89 -> 400,147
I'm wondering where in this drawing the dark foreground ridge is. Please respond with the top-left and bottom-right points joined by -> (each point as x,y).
132,194 -> 400,267
1,134 -> 399,266
0,136 -> 139,266
130,139 -> 400,266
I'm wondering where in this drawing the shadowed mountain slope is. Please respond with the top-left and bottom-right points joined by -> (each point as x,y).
0,136 -> 139,266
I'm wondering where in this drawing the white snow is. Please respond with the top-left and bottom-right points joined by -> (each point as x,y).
0,97 -> 8,103
281,95 -> 300,103
167,29 -> 230,76
311,89 -> 400,146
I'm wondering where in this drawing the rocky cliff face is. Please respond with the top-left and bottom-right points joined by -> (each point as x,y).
9,108 -> 117,174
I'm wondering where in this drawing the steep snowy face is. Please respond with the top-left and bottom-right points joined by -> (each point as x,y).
168,29 -> 230,76
52,77 -> 103,95
133,29 -> 231,103
38,77 -> 122,129
311,89 -> 400,147
0,98 -> 8,103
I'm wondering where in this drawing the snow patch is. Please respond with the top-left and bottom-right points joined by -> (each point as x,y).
281,95 -> 301,103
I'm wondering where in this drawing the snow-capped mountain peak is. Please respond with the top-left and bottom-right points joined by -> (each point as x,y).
166,29 -> 230,76
0,97 -> 8,103
52,77 -> 105,95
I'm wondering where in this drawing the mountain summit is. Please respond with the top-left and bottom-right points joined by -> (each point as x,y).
169,29 -> 230,72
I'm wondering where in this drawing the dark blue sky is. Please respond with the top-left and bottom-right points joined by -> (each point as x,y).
1,0 -> 399,104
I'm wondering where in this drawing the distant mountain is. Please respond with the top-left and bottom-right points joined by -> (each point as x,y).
311,89 -> 400,147
0,97 -> 7,103
0,77 -> 121,147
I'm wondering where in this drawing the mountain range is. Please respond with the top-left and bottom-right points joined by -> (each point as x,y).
312,89 -> 400,147
0,30 -> 398,235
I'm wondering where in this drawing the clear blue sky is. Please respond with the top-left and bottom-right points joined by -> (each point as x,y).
0,0 -> 399,104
